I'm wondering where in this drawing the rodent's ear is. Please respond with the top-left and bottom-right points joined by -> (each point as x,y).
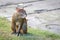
16,7 -> 18,9
16,7 -> 17,9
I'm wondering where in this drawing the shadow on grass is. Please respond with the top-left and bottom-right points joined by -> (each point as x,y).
17,32 -> 41,39
14,32 -> 38,37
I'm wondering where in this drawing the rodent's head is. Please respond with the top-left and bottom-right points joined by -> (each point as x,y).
16,4 -> 24,12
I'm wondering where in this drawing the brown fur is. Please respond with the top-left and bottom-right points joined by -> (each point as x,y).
11,9 -> 27,34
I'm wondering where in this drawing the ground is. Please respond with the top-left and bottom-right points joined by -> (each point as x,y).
0,17 -> 60,40
0,0 -> 60,34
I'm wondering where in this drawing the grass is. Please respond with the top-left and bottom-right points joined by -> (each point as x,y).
0,17 -> 60,40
